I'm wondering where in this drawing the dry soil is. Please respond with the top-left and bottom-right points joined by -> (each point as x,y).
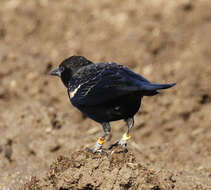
0,0 -> 211,189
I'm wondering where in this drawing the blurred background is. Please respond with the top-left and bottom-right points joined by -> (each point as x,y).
0,0 -> 210,189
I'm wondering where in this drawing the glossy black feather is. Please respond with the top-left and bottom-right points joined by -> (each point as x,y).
51,56 -> 176,123
69,62 -> 175,107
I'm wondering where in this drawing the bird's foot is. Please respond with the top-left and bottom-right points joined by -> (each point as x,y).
87,137 -> 107,154
108,133 -> 131,153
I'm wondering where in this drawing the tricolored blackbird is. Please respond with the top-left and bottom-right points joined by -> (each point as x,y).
51,56 -> 176,153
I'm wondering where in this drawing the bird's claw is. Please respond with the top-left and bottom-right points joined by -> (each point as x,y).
87,137 -> 108,155
108,140 -> 128,153
108,141 -> 119,150
109,133 -> 130,153
86,147 -> 107,155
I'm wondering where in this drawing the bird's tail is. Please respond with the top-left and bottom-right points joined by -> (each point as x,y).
142,82 -> 176,91
139,82 -> 176,96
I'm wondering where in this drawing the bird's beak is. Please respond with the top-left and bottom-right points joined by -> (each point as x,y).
50,67 -> 61,77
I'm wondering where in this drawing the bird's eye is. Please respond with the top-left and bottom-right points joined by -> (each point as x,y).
59,66 -> 64,72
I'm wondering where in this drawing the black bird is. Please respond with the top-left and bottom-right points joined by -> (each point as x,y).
51,56 -> 176,153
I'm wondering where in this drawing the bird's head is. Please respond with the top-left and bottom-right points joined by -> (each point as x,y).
50,56 -> 93,87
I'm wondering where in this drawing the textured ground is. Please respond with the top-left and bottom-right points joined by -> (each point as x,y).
0,0 -> 210,189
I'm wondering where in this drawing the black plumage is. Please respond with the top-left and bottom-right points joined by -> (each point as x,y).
51,56 -> 176,153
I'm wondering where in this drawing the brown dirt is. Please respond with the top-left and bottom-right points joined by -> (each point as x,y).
0,0 -> 210,189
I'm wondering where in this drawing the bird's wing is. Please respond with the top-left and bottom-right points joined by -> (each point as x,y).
69,62 -> 150,106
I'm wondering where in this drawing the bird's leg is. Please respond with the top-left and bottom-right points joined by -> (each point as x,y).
109,117 -> 134,151
90,122 -> 111,153
119,117 -> 134,148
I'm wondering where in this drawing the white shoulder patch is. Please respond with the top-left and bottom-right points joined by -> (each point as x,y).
70,84 -> 81,98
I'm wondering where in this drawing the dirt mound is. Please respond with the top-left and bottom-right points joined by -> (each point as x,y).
23,149 -> 210,190
23,150 -> 174,190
